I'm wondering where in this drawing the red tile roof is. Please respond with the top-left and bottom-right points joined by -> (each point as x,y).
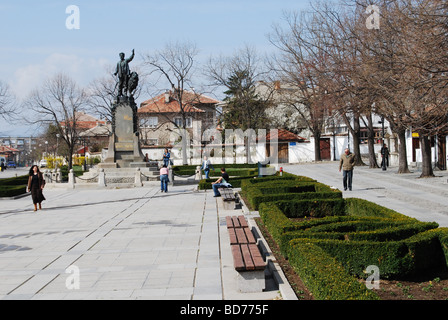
0,145 -> 19,153
139,90 -> 220,114
60,112 -> 106,130
265,129 -> 306,142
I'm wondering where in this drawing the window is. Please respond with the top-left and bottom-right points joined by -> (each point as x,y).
174,117 -> 193,128
140,117 -> 158,128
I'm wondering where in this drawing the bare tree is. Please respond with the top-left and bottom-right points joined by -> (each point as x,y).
0,80 -> 16,121
143,41 -> 201,165
270,11 -> 337,162
22,73 -> 89,169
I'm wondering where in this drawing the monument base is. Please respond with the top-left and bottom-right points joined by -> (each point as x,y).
101,96 -> 146,168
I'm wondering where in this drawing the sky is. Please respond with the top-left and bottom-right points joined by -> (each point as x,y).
0,0 -> 312,137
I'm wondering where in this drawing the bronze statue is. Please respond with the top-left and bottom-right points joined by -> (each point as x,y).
128,71 -> 139,97
114,49 -> 135,97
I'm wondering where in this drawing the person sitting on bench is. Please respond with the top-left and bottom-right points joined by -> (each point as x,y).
211,168 -> 232,197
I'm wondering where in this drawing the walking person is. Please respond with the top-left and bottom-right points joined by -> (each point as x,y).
163,148 -> 171,167
211,168 -> 232,197
160,164 -> 169,193
381,143 -> 390,168
339,148 -> 355,191
201,156 -> 214,179
27,165 -> 46,211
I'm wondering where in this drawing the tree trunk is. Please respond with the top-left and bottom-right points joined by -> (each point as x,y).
367,113 -> 380,168
314,131 -> 322,162
419,135 -> 434,178
396,127 -> 410,174
181,128 -> 188,165
352,115 -> 365,166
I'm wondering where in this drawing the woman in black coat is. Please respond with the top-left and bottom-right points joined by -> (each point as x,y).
27,165 -> 46,211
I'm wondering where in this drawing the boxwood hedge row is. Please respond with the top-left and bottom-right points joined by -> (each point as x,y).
0,175 -> 28,197
252,172 -> 448,300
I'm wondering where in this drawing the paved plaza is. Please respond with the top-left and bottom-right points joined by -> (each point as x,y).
0,163 -> 447,301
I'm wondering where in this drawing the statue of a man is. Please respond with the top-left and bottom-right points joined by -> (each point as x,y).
114,49 -> 135,97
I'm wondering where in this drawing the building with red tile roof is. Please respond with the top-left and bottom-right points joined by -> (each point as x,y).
138,89 -> 221,148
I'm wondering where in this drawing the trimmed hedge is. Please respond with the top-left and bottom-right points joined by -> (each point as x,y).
198,176 -> 255,190
345,198 -> 417,221
255,173 -> 448,299
0,185 -> 27,197
0,175 -> 29,186
0,175 -> 28,197
174,163 -> 259,176
176,168 -> 257,177
287,240 -> 380,300
242,178 -> 342,210
261,197 -> 448,277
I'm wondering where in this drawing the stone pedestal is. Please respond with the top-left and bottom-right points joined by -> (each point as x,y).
237,271 -> 266,293
100,96 -> 146,169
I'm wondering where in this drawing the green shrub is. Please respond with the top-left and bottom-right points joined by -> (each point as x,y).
198,176 -> 256,190
0,175 -> 28,197
261,197 -> 448,280
176,168 -> 258,177
242,179 -> 342,210
287,240 -> 380,300
0,185 -> 27,197
0,175 -> 29,186
345,198 -> 415,221
255,171 -> 448,298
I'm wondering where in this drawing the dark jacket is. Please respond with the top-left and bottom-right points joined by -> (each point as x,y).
28,172 -> 45,191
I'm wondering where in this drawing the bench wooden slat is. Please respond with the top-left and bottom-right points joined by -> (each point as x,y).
249,244 -> 265,270
231,244 -> 245,271
244,227 -> 256,244
228,228 -> 238,245
219,188 -> 235,201
240,244 -> 255,271
231,216 -> 241,228
226,216 -> 233,228
235,228 -> 247,244
238,216 -> 248,228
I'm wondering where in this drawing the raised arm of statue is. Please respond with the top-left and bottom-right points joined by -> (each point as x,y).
127,49 -> 135,63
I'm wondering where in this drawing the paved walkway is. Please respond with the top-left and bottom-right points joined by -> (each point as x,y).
0,180 -> 286,300
283,162 -> 448,227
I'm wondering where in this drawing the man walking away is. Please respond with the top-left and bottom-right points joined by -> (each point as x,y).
339,148 -> 355,191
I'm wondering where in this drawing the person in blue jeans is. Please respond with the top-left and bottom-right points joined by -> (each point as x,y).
201,156 -> 214,179
160,165 -> 169,192
211,168 -> 231,197
163,148 -> 170,167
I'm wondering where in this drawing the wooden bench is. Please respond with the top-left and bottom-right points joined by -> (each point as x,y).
219,188 -> 237,210
226,215 -> 266,292
226,215 -> 265,272
219,188 -> 235,200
